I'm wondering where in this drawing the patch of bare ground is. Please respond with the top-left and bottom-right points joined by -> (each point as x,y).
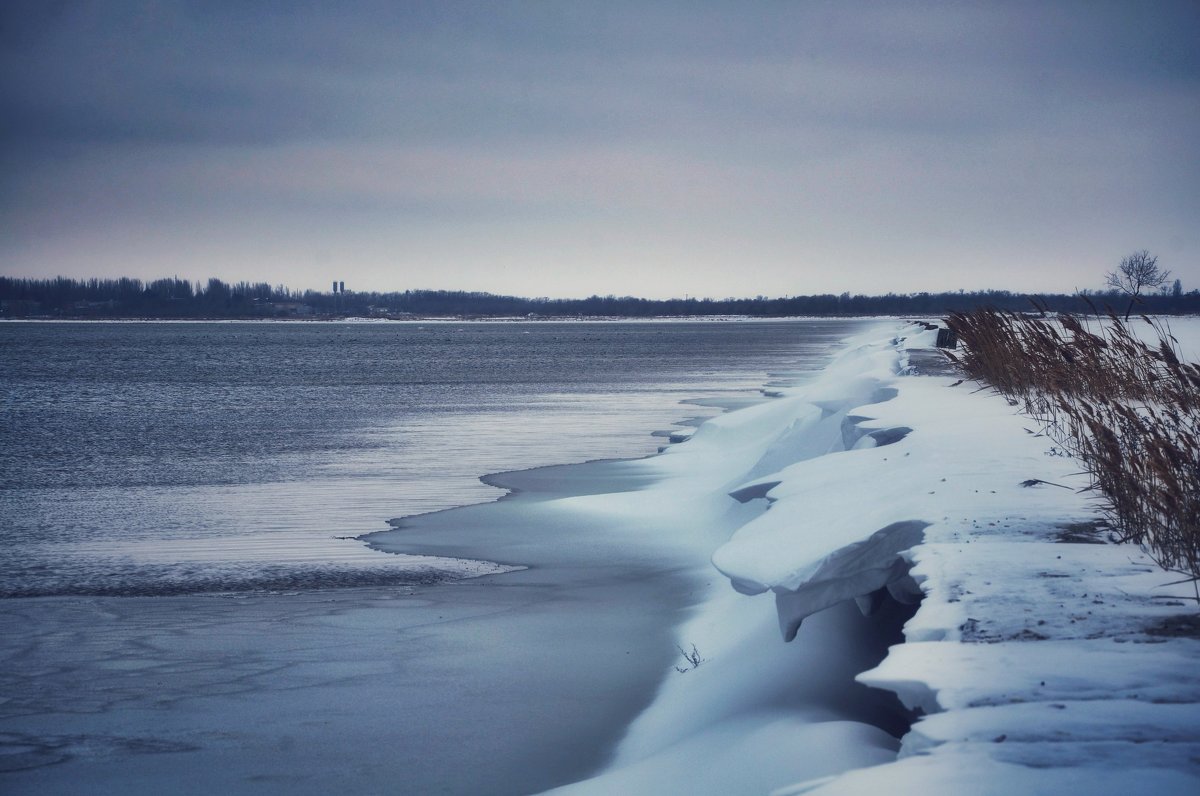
1145,614 -> 1200,639
1053,520 -> 1110,545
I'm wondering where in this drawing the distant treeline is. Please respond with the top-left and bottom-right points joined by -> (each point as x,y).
2,275 -> 1198,319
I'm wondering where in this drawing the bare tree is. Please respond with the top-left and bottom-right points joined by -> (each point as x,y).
1106,250 -> 1170,320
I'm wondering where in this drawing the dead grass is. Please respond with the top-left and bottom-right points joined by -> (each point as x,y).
944,307 -> 1200,598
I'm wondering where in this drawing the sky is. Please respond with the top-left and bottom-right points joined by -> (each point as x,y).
1,1 -> 1197,300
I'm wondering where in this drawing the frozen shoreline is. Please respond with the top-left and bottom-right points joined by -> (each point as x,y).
550,320 -> 1200,794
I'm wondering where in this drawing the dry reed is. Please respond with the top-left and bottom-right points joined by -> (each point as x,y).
944,308 -> 1200,597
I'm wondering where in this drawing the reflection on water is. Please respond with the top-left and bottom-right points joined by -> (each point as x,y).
0,320 -> 866,596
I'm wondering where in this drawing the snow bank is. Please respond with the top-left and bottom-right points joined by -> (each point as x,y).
551,318 -> 1200,795
543,324 -> 918,795
750,323 -> 1200,794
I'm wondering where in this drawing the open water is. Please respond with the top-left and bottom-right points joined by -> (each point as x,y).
0,319 -> 866,597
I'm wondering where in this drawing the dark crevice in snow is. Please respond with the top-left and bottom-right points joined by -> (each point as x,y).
866,426 -> 913,447
727,480 -> 781,504
795,592 -> 922,740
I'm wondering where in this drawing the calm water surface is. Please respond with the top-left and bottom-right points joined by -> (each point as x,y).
0,320 -> 866,596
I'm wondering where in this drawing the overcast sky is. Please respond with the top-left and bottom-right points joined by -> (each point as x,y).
2,1 -> 1197,299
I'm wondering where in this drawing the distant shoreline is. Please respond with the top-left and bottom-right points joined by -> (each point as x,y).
0,314 -> 911,324
6,275 -> 1199,322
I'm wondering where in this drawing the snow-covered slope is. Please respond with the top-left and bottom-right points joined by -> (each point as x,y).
548,319 -> 1200,795
790,371 -> 1200,795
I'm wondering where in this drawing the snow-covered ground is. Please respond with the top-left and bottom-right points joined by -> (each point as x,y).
549,319 -> 1200,795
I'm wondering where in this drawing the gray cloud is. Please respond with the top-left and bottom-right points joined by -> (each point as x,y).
2,1 -> 1198,297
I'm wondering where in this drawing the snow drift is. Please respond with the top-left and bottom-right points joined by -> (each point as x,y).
550,319 -> 1200,795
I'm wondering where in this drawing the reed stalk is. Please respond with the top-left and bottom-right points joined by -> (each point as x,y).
944,308 -> 1200,598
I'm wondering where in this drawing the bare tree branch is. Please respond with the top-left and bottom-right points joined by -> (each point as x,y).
1105,250 -> 1170,320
